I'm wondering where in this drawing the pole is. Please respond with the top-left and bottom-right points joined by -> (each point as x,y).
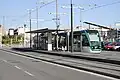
80,9 -> 82,28
36,32 -> 39,49
117,28 -> 118,39
89,24 -> 90,29
11,37 -> 12,46
67,31 -> 69,51
36,2 -> 39,30
71,0 -> 73,52
80,34 -> 82,52
29,10 -> 32,48
36,2 -> 39,49
24,24 -> 26,47
56,0 -> 59,50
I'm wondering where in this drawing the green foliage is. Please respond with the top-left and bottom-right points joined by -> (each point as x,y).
2,35 -> 24,45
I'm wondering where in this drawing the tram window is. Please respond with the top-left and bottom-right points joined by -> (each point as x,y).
87,30 -> 98,34
73,35 -> 80,44
82,35 -> 89,46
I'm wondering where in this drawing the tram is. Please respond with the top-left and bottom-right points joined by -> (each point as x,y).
58,29 -> 102,53
32,29 -> 102,53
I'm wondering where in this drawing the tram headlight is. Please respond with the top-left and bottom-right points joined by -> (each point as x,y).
92,46 -> 94,49
98,46 -> 101,49
92,46 -> 101,49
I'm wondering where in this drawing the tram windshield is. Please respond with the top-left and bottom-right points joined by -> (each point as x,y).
87,30 -> 100,41
87,30 -> 101,48
89,34 -> 99,41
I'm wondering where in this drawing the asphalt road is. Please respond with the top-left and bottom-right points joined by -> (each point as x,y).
0,49 -> 118,80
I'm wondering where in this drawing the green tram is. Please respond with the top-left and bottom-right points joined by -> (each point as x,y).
58,30 -> 102,53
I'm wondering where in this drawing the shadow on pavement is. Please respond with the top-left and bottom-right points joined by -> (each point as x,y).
11,48 -> 63,57
11,48 -> 33,52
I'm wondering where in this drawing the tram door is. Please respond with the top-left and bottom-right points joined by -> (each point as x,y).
73,34 -> 81,52
69,31 -> 82,52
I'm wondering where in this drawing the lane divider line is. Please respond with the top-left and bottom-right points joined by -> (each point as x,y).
24,71 -> 35,76
2,59 -> 35,77
3,59 -> 8,63
15,66 -> 21,70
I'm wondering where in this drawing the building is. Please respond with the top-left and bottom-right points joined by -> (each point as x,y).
0,25 -> 6,35
0,25 -> 6,46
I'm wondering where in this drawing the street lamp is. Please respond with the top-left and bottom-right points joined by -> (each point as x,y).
49,12 -> 68,50
48,0 -> 59,50
78,6 -> 84,28
36,0 -> 46,30
36,0 -> 56,30
23,24 -> 26,47
55,0 -> 59,50
27,9 -> 32,48
36,2 -> 39,30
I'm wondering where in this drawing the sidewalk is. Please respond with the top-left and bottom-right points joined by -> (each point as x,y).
10,47 -> 120,65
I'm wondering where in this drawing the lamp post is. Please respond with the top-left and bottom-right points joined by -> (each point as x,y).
78,7 -> 84,28
28,9 -> 32,48
36,1 -> 39,49
60,0 -> 74,52
47,0 -> 59,50
56,0 -> 59,50
36,2 -> 39,30
24,24 -> 26,47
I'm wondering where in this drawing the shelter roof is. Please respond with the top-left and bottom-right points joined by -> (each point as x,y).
84,22 -> 113,30
26,28 -> 66,33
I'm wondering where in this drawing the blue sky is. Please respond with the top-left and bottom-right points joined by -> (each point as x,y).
0,0 -> 120,30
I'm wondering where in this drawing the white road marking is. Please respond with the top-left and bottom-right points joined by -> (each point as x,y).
1,50 -> 120,80
15,66 -> 21,70
3,59 -> 8,63
0,57 -> 35,77
24,71 -> 35,76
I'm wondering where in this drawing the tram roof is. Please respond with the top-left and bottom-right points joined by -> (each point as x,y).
84,22 -> 113,30
26,28 -> 65,33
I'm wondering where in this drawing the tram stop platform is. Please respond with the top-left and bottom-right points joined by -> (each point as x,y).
10,47 -> 120,65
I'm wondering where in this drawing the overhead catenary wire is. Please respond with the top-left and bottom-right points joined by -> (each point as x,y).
61,0 -> 120,14
8,0 -> 56,28
3,0 -> 120,28
83,0 -> 120,12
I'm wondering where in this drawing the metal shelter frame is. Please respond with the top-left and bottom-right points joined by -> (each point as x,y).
26,28 -> 66,50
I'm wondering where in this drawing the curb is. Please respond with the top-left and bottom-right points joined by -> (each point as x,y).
22,48 -> 120,65
11,48 -> 120,65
